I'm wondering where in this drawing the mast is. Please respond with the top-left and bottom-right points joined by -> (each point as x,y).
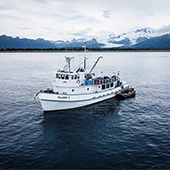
82,45 -> 87,71
89,56 -> 103,74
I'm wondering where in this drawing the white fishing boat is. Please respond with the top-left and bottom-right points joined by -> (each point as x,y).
34,47 -> 129,111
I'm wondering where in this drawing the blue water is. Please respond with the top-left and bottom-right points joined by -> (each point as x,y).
0,52 -> 170,169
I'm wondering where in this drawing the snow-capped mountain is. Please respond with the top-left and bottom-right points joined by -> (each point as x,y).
52,38 -> 104,48
108,27 -> 154,47
1,26 -> 170,49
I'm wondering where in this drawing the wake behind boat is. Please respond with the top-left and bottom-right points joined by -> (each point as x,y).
34,48 -> 130,111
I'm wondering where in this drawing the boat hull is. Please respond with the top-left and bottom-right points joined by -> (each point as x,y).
38,86 -> 122,111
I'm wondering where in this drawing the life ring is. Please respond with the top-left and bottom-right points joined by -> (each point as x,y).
76,79 -> 80,84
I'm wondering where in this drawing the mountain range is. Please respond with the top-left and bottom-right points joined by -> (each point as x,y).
108,27 -> 154,47
0,27 -> 170,49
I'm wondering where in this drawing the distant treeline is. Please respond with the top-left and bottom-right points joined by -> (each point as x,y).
1,48 -> 170,52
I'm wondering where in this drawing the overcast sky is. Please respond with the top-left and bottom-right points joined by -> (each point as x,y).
0,0 -> 170,41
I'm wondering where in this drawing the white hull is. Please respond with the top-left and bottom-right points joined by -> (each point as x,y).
39,86 -> 122,111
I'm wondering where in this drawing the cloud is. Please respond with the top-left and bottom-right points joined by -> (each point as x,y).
67,28 -> 96,39
0,0 -> 170,41
17,27 -> 35,30
155,24 -> 170,34
0,3 -> 11,10
102,10 -> 112,19
29,0 -> 49,3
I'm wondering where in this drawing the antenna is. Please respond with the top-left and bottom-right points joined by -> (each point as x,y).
65,56 -> 74,72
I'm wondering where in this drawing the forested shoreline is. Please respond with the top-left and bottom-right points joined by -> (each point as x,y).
1,48 -> 170,52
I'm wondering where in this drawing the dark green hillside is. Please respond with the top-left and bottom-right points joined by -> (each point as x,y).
132,34 -> 170,49
0,35 -> 56,49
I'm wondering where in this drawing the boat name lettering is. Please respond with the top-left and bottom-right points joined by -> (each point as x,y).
58,96 -> 68,99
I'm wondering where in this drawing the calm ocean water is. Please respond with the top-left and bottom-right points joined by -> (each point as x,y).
0,52 -> 170,169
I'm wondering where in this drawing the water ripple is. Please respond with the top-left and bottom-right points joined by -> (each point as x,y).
0,52 -> 170,169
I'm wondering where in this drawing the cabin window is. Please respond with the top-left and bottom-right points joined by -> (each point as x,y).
106,84 -> 109,88
72,89 -> 74,92
87,88 -> 89,90
71,75 -> 74,80
98,86 -> 100,88
102,85 -> 105,90
56,74 -> 59,78
110,83 -> 113,87
61,74 -> 65,79
65,75 -> 69,80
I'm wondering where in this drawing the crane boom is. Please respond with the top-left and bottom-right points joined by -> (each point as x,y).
89,56 -> 103,73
